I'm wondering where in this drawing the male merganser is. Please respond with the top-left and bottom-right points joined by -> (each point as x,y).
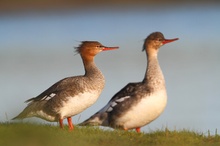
13,41 -> 118,130
79,32 -> 178,133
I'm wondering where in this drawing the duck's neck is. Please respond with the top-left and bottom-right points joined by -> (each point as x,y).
82,57 -> 102,77
80,56 -> 105,91
143,52 -> 165,90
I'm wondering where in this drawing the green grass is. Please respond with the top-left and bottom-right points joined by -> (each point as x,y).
0,123 -> 219,146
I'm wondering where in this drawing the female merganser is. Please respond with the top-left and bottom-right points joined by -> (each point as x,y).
13,41 -> 118,130
79,32 -> 178,133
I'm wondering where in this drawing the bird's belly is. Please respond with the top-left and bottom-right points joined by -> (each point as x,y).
58,91 -> 101,119
116,90 -> 167,130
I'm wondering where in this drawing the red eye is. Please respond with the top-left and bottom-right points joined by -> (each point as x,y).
157,38 -> 162,41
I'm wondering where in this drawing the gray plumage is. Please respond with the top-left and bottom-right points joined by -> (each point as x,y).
79,32 -> 178,132
12,41 -> 118,130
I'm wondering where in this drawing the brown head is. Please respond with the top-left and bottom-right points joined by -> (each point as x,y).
142,32 -> 178,55
75,41 -> 119,61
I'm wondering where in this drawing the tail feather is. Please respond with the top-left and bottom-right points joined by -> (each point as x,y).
12,101 -> 44,120
79,101 -> 112,126
12,111 -> 30,120
12,107 -> 33,120
79,112 -> 108,126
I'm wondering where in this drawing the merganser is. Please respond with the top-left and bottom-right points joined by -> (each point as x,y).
12,41 -> 119,130
79,32 -> 178,133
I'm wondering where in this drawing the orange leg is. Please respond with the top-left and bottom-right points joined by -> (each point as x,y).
59,119 -> 64,129
67,117 -> 74,131
136,127 -> 141,133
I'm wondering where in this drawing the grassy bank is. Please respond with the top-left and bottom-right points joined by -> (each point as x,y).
0,123 -> 219,146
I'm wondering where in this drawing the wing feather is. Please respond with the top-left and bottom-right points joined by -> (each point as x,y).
25,76 -> 83,103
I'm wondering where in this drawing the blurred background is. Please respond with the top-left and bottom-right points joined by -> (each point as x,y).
1,0 -> 220,135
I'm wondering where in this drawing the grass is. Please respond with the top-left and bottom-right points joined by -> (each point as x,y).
0,122 -> 219,146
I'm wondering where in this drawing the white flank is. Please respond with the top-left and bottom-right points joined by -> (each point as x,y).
59,91 -> 100,119
35,110 -> 56,122
115,89 -> 167,130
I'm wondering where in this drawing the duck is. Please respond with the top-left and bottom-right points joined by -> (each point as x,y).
79,32 -> 178,133
12,41 -> 119,130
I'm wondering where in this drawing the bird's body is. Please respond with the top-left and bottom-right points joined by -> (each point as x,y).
13,41 -> 118,130
79,32 -> 178,132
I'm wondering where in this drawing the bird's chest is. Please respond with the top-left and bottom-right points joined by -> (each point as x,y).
116,90 -> 167,129
58,90 -> 101,118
